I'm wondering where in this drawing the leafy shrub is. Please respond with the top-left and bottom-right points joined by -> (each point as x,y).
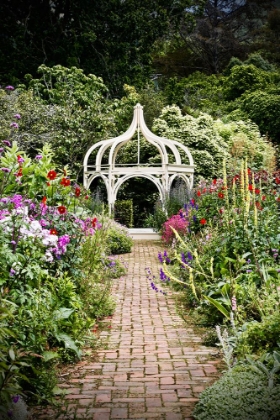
193,369 -> 280,420
107,224 -> 133,254
108,229 -> 133,255
114,199 -> 133,227
238,313 -> 280,355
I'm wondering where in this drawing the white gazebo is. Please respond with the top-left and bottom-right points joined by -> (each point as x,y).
83,103 -> 194,214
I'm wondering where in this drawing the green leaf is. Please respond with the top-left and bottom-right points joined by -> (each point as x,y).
203,295 -> 230,320
53,308 -> 74,321
8,348 -> 15,361
42,351 -> 60,362
55,333 -> 82,358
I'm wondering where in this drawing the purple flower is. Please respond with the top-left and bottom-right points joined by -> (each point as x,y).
12,395 -> 20,403
35,154 -> 43,160
5,85 -> 14,91
0,148 -> 4,153
181,252 -> 187,264
158,252 -> 163,263
18,157 -> 24,163
160,268 -> 167,281
10,122 -> 19,129
9,268 -> 16,276
2,140 -> 11,147
246,269 -> 252,273
187,251 -> 193,260
1,168 -> 11,173
13,114 -> 21,119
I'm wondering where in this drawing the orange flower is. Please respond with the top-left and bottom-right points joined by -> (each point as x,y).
47,170 -> 57,180
16,168 -> 23,177
42,196 -> 47,205
57,205 -> 67,214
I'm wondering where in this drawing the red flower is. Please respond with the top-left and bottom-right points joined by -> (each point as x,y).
46,182 -> 51,186
200,218 -> 207,225
17,155 -> 22,162
197,191 -> 201,197
218,192 -> 224,199
42,196 -> 47,205
60,177 -> 71,187
256,201 -> 263,210
47,170 -> 57,180
212,179 -> 217,185
85,195 -> 89,200
92,217 -> 97,228
57,205 -> 67,214
261,195 -> 266,201
255,188 -> 260,194
190,199 -> 195,205
275,177 -> 280,184
50,228 -> 58,235
75,187 -> 81,197
16,168 -> 23,177
248,168 -> 251,175
248,184 -> 254,191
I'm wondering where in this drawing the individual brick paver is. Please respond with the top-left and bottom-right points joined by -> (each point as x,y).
31,241 -> 221,419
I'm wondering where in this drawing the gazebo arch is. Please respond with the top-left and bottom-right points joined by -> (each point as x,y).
83,103 -> 194,214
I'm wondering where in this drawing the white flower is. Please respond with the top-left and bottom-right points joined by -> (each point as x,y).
30,220 -> 43,233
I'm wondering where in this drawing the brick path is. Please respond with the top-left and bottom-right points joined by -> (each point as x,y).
32,241 -> 220,420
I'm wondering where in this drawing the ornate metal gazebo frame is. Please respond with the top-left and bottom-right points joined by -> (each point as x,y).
83,103 -> 194,214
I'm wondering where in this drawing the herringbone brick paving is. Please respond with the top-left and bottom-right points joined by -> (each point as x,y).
32,241 -> 220,419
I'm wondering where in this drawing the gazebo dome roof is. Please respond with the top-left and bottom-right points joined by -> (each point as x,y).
83,103 -> 194,212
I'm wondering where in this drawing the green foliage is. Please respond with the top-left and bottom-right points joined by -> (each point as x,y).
152,105 -> 229,179
225,64 -> 272,100
193,368 -> 280,420
107,227 -> 133,255
241,90 -> 280,144
114,200 -> 133,228
239,313 -> 280,355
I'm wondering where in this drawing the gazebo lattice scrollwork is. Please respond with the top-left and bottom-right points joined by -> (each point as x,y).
83,103 -> 194,214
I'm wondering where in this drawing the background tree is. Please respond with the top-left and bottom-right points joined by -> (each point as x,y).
0,0 -> 197,97
153,0 -> 275,78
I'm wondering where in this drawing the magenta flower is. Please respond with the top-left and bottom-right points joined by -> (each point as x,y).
1,168 -> 11,173
14,114 -> 21,119
2,140 -> 11,147
0,148 -> 4,153
5,85 -> 14,91
35,154 -> 43,160
10,122 -> 19,129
